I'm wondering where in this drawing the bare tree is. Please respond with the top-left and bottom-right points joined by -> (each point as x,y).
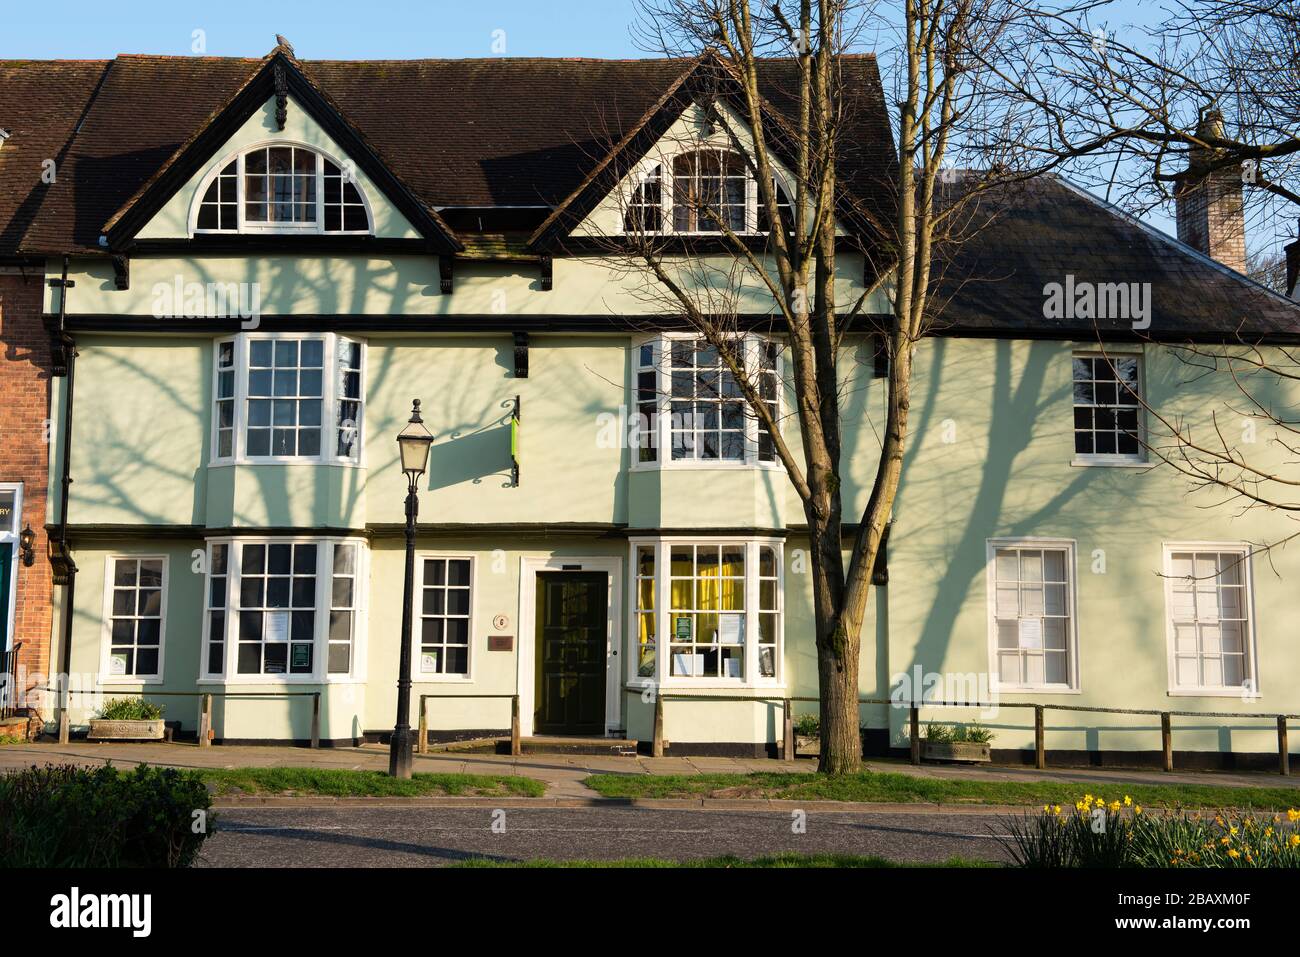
572,0 -> 1062,773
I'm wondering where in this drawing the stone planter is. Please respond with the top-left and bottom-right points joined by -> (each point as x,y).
87,718 -> 165,741
796,733 -> 821,757
922,740 -> 991,763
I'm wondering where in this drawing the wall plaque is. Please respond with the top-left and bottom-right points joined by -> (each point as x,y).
488,635 -> 514,652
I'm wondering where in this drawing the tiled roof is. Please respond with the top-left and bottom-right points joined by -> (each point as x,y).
931,175 -> 1300,340
1,52 -> 892,255
0,59 -> 110,257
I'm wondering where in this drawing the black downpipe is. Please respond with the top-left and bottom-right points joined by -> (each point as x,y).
52,256 -> 77,737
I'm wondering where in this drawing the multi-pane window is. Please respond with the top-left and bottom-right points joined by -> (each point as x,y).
756,179 -> 794,233
669,544 -> 747,679
196,147 -> 371,234
247,338 -> 324,458
624,165 -> 663,233
204,544 -> 229,676
419,558 -> 472,676
634,545 -> 656,677
215,342 -> 236,458
670,339 -> 746,461
213,334 -> 364,464
636,344 -> 658,463
757,545 -> 780,677
236,542 -> 318,676
1166,548 -> 1253,691
328,543 -> 358,674
672,149 -> 747,232
631,540 -> 783,686
1072,354 -> 1141,459
637,336 -> 780,467
203,539 -> 363,680
105,558 -> 165,679
335,340 -> 363,458
990,543 -> 1074,688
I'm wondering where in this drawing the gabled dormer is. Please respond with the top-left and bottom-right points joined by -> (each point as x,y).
103,44 -> 460,254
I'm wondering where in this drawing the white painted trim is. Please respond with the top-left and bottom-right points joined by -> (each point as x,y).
98,554 -> 169,684
1070,348 -> 1148,466
517,555 -> 624,737
200,535 -> 369,684
412,552 -> 478,683
625,536 -> 785,690
1160,542 -> 1260,697
984,537 -> 1081,694
0,482 -> 23,653
627,332 -> 786,472
187,139 -> 375,237
210,332 -> 367,467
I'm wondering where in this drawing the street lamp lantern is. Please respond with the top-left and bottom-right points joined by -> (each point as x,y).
397,400 -> 433,479
389,399 -> 432,779
18,524 -> 36,567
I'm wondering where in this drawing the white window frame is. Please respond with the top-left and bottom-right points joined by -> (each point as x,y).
1162,542 -> 1260,698
98,554 -> 169,685
188,140 -> 374,236
414,553 -> 477,683
210,332 -> 366,467
631,333 -> 784,471
626,536 -> 784,691
199,536 -> 369,684
1070,350 -> 1147,467
618,151 -> 794,237
0,483 -> 22,654
985,538 -> 1081,693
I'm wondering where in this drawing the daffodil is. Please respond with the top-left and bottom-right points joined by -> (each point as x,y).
1289,834 -> 1300,848
1228,848 -> 1240,859
1123,795 -> 1132,806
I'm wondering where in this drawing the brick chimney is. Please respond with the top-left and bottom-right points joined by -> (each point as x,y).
1175,110 -> 1247,273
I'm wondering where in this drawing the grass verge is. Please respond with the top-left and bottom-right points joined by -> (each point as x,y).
201,767 -> 545,798
583,770 -> 1300,810
455,853 -> 996,868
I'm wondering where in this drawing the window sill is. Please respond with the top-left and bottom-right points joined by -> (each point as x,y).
196,676 -> 358,685
656,682 -> 786,694
992,684 -> 1081,696
1166,687 -> 1259,699
629,460 -> 786,474
208,458 -> 364,469
98,677 -> 164,686
413,675 -> 475,684
1070,456 -> 1150,469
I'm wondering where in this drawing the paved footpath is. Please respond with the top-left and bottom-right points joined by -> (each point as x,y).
199,804 -> 1016,867
3,740 -> 1296,798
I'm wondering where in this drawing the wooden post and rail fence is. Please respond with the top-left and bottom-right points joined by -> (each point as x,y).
628,688 -> 1299,776
416,693 -> 521,756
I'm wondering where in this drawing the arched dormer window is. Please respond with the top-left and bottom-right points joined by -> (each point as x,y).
622,149 -> 794,236
194,144 -> 372,235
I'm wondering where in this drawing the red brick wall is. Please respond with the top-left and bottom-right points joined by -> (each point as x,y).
0,270 -> 53,712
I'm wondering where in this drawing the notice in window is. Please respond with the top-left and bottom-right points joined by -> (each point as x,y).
266,610 -> 290,643
421,652 -> 438,673
109,652 -> 128,675
1017,617 -> 1043,650
718,613 -> 744,645
674,616 -> 692,640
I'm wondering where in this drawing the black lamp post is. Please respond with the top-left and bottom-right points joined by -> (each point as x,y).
389,399 -> 433,778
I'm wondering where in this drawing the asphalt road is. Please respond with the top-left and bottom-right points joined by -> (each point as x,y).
199,805 -> 1018,867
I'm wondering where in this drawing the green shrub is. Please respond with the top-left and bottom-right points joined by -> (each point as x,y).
794,713 -> 820,736
922,723 -> 951,742
0,764 -> 213,867
1001,793 -> 1300,868
953,722 -> 994,744
97,697 -> 164,721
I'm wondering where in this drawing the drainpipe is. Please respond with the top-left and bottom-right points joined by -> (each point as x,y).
48,256 -> 78,743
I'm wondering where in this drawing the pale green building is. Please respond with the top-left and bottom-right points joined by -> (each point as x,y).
10,46 -> 1300,766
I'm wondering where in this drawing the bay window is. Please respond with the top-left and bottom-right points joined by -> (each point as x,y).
634,335 -> 782,467
212,333 -> 365,465
201,538 -> 365,681
1164,545 -> 1257,694
629,538 -> 783,686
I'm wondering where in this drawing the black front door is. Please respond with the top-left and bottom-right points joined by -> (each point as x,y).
535,572 -> 607,735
